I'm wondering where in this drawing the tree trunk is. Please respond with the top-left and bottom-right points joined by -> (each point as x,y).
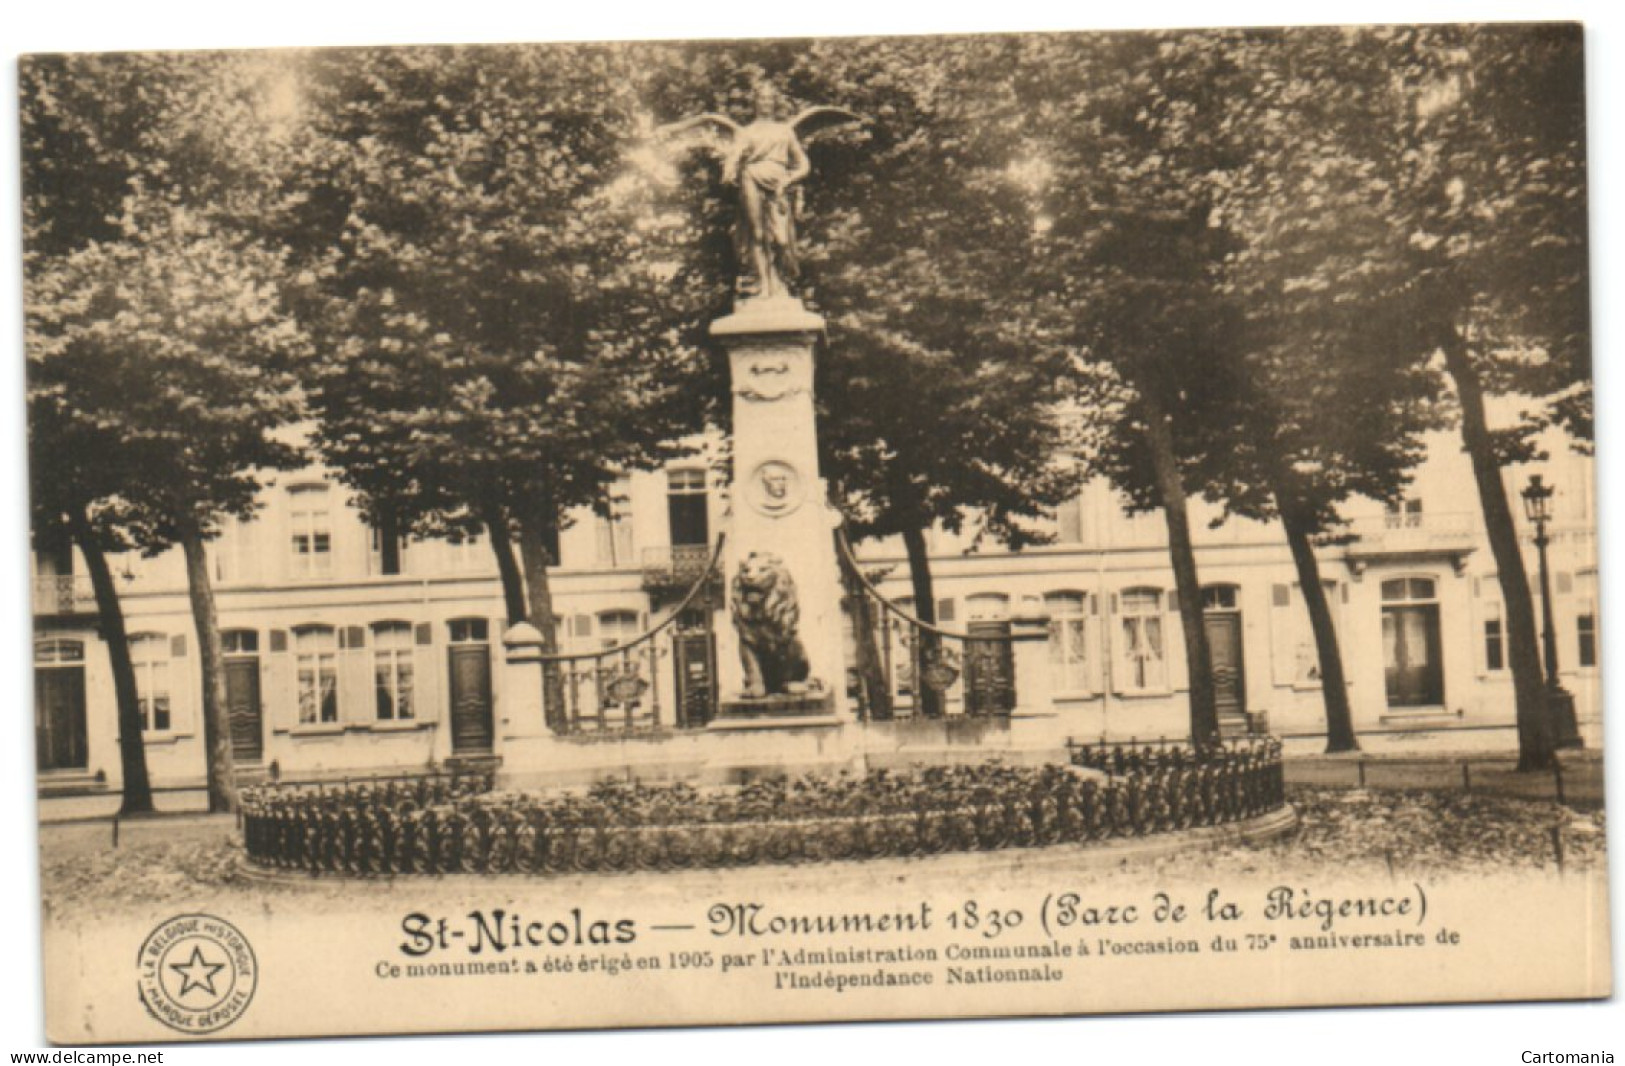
1441,335 -> 1554,771
901,525 -> 943,719
480,503 -> 527,626
837,527 -> 892,721
176,514 -> 238,813
1278,500 -> 1359,753
69,510 -> 153,815
516,511 -> 566,732
1141,391 -> 1219,748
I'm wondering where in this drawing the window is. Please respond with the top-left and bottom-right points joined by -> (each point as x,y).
1045,592 -> 1089,693
1056,498 -> 1085,545
598,610 -> 641,650
1577,600 -> 1597,669
1119,587 -> 1166,692
1381,577 -> 1437,603
294,626 -> 339,724
372,622 -> 415,721
446,530 -> 487,572
1483,601 -> 1506,672
1201,585 -> 1238,611
34,639 -> 85,664
595,481 -> 635,567
131,634 -> 173,732
966,593 -> 1009,621
222,630 -> 259,656
449,618 -> 489,644
289,486 -> 333,578
212,517 -> 250,584
1385,498 -> 1423,530
667,469 -> 709,548
369,521 -> 404,576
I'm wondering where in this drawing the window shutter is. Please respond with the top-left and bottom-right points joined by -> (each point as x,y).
573,614 -> 594,639
415,623 -> 433,646
341,626 -> 367,650
1089,593 -> 1100,616
1110,606 -> 1131,696
1164,594 -> 1187,690
1557,572 -> 1573,595
170,634 -> 187,658
936,599 -> 956,624
1270,585 -> 1296,686
269,629 -> 289,654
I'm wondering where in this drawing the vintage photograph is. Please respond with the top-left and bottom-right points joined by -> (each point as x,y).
13,14 -> 1613,1050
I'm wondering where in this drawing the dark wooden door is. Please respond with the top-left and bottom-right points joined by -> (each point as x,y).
964,621 -> 1015,716
1384,605 -> 1443,707
36,666 -> 87,771
1205,613 -> 1246,717
449,644 -> 494,752
673,630 -> 717,728
225,657 -> 263,763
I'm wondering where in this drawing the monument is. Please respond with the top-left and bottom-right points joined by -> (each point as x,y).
659,85 -> 863,724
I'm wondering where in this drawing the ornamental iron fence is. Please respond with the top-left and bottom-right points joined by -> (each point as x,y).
240,740 -> 1285,877
538,536 -> 725,735
835,529 -> 1025,721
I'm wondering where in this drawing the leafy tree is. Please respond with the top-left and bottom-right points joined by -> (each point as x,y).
282,46 -> 715,727
1020,31 -> 1263,747
1201,29 -> 1449,753
27,209 -> 306,811
26,355 -> 158,815
1387,24 -> 1591,770
23,52 -> 310,809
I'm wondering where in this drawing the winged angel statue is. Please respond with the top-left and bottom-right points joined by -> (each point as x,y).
658,84 -> 863,300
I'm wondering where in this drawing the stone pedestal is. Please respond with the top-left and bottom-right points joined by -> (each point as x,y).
710,296 -> 849,723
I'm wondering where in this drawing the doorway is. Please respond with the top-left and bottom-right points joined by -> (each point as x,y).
1202,585 -> 1246,722
223,630 -> 263,763
673,608 -> 717,728
448,618 -> 494,753
1382,578 -> 1444,707
35,639 -> 88,772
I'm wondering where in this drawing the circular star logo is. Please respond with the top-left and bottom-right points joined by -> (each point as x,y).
137,915 -> 258,1035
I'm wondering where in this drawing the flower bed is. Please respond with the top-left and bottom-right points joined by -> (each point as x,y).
239,739 -> 1285,876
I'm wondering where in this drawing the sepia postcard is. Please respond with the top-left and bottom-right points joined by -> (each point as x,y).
13,14 -> 1615,1051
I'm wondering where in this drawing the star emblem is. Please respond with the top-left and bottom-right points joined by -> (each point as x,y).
169,945 -> 226,998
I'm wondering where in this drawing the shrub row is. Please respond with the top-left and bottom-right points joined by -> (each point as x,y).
240,740 -> 1285,876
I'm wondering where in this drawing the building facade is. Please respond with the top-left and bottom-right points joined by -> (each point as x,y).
31,429 -> 1600,795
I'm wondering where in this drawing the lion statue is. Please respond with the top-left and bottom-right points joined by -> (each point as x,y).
731,551 -> 811,698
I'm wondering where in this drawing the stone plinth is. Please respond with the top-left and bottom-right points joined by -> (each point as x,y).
711,295 -> 849,720
713,691 -> 836,726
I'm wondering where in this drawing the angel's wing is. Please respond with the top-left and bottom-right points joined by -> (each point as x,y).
790,106 -> 865,142
654,112 -> 742,143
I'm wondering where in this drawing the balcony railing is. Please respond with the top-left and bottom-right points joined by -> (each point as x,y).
641,544 -> 722,593
1343,511 -> 1477,576
33,575 -> 97,617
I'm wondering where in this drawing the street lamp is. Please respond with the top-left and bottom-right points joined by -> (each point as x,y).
1520,475 -> 1584,749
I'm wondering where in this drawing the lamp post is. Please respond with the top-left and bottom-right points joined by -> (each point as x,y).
1520,475 -> 1584,749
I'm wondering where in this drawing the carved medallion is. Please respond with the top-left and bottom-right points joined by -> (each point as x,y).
745,459 -> 804,517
